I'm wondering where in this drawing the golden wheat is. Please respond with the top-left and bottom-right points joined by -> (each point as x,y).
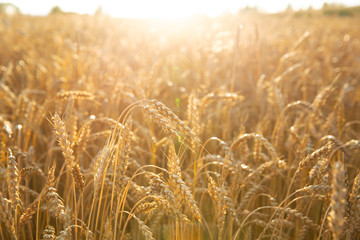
0,11 -> 359,240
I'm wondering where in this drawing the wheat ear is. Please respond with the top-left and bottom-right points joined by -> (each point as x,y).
42,225 -> 56,240
7,149 -> 21,207
52,113 -> 84,191
328,162 -> 347,240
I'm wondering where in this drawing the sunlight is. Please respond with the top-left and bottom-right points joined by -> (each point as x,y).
7,0 -> 360,17
102,0 -> 287,19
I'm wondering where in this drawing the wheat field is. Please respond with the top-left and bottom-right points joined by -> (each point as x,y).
0,11 -> 360,240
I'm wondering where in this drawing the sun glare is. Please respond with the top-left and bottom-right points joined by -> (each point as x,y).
11,0 -> 356,18
101,0 -> 286,19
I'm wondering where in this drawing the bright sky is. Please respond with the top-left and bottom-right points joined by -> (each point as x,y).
6,0 -> 360,19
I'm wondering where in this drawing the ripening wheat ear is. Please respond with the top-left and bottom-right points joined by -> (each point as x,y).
7,148 -> 21,208
297,142 -> 334,172
145,172 -> 191,223
71,162 -> 85,192
42,225 -> 56,240
93,148 -> 112,199
141,100 -> 200,144
208,176 -> 226,239
167,144 -> 201,222
19,196 -> 40,224
52,113 -> 84,191
52,113 -> 74,165
207,176 -> 240,237
133,215 -> 155,240
56,90 -> 94,101
148,99 -> 198,139
45,162 -> 66,221
0,193 -> 14,237
328,161 -> 347,240
230,133 -> 278,161
0,117 -> 12,165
